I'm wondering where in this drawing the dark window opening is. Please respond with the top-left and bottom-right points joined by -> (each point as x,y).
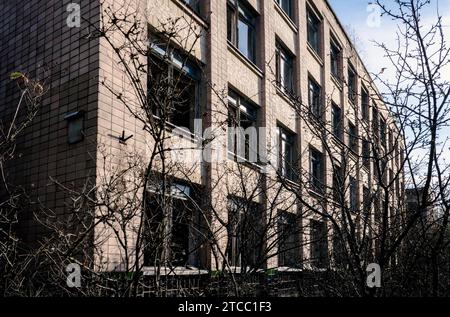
330,39 -> 341,80
277,0 -> 294,19
144,182 -> 203,268
348,65 -> 357,104
333,232 -> 346,267
372,106 -> 379,137
277,125 -> 297,181
362,139 -> 371,169
227,197 -> 263,268
65,111 -> 85,145
181,0 -> 201,14
310,147 -> 324,194
308,77 -> 322,119
350,176 -> 358,212
332,103 -> 343,140
348,121 -> 358,153
363,186 -> 371,222
361,87 -> 369,121
380,117 -> 387,148
278,211 -> 300,268
307,8 -> 321,55
310,219 -> 328,269
333,165 -> 343,203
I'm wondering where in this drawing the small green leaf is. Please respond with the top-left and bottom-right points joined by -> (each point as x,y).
10,72 -> 24,80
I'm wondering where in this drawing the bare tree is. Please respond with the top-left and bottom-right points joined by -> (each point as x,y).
2,0 -> 449,298
0,72 -> 44,296
371,0 -> 450,296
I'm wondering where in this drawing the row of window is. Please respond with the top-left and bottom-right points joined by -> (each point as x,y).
144,182 -> 329,269
143,173 -> 403,269
227,89 -> 298,181
182,0 -> 391,143
147,48 -> 394,199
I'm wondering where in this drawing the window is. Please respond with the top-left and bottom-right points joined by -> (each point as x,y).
374,196 -> 381,226
227,197 -> 262,268
380,117 -> 387,148
400,150 -> 404,169
361,87 -> 369,121
362,139 -> 370,169
277,126 -> 297,181
278,211 -> 300,268
349,176 -> 358,212
396,175 -> 400,199
333,232 -> 346,267
308,77 -> 322,118
65,111 -> 85,144
348,64 -> 357,103
363,186 -> 371,222
348,121 -> 358,153
276,0 -> 293,19
310,147 -> 324,193
330,39 -> 341,79
149,38 -> 200,133
310,220 -> 328,269
388,130 -> 393,152
307,7 -> 321,55
333,165 -> 343,202
227,0 -> 257,63
276,41 -> 294,94
181,0 -> 200,14
228,91 -> 259,163
372,106 -> 379,137
381,158 -> 388,184
332,103 -> 342,140
144,182 -> 202,267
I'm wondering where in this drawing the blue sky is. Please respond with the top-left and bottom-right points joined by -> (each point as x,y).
328,0 -> 450,168
328,0 -> 450,77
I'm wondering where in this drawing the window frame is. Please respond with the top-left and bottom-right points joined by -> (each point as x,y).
227,0 -> 258,64
330,37 -> 342,80
180,0 -> 201,15
348,121 -> 358,154
228,90 -> 259,164
227,196 -> 263,268
310,219 -> 328,269
348,63 -> 357,104
380,117 -> 387,148
363,186 -> 371,222
372,105 -> 379,138
277,125 -> 297,182
349,176 -> 358,212
308,76 -> 322,119
331,102 -> 343,140
276,0 -> 294,20
333,165 -> 343,203
149,37 -> 201,134
361,86 -> 370,121
307,6 -> 322,56
310,147 -> 324,194
278,210 -> 300,268
275,40 -> 295,95
362,138 -> 371,170
144,181 -> 202,268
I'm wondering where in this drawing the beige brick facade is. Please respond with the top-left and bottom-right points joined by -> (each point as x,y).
0,0 -> 404,272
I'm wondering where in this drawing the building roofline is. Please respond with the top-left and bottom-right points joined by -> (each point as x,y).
323,0 -> 389,112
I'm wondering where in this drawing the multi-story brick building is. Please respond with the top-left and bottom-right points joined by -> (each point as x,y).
0,0 -> 404,275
